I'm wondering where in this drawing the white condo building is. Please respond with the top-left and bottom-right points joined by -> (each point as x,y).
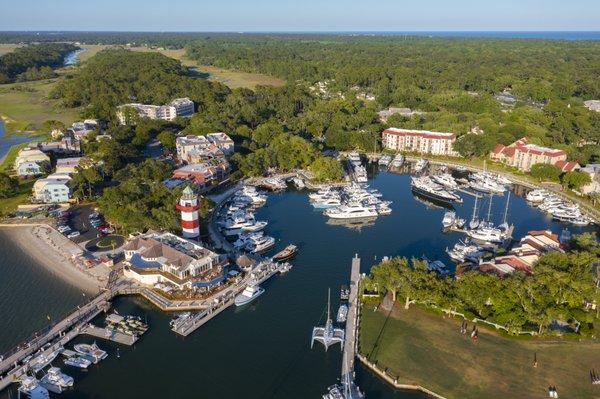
117,98 -> 195,124
382,128 -> 458,156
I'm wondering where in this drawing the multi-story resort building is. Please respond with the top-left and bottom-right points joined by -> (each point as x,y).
580,164 -> 600,194
117,98 -> 194,124
206,132 -> 235,155
381,128 -> 459,156
477,230 -> 562,277
490,137 -> 579,172
123,231 -> 226,291
14,148 -> 50,177
171,161 -> 230,191
32,178 -> 71,203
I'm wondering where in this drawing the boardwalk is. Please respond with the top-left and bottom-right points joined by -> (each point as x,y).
340,255 -> 364,398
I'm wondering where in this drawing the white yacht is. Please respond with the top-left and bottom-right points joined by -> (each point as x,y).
18,376 -> 50,399
354,165 -> 368,183
233,232 -> 264,249
446,240 -> 484,263
466,226 -> 504,244
235,284 -> 265,306
240,220 -> 268,232
526,189 -> 548,203
411,176 -> 463,203
325,203 -> 378,219
469,179 -> 506,194
442,210 -> 460,229
246,235 -> 276,253
432,173 -> 458,190
40,367 -> 74,394
312,197 -> 342,209
30,348 -> 62,373
290,177 -> 305,189
391,153 -> 404,168
73,343 -> 107,364
169,312 -> 192,328
378,154 -> 392,167
63,356 -> 92,369
414,158 -> 429,173
376,203 -> 392,215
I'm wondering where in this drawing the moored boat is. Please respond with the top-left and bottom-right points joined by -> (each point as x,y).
272,244 -> 298,262
235,284 -> 265,306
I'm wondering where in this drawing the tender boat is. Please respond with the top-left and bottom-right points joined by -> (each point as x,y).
235,284 -> 265,306
336,304 -> 348,323
63,356 -> 92,369
18,376 -> 50,399
272,244 -> 298,262
40,367 -> 74,394
73,343 -> 107,363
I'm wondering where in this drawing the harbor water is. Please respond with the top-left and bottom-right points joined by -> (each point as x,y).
0,168 -> 597,399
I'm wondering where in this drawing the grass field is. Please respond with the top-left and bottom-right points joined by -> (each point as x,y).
0,43 -> 22,56
360,304 -> 600,399
0,79 -> 79,133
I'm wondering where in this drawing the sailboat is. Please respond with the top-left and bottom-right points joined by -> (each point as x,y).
469,195 -> 480,229
311,288 -> 344,351
498,191 -> 511,231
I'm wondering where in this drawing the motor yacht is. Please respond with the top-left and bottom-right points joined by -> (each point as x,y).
272,245 -> 298,262
63,356 -> 92,369
325,203 -> 378,219
18,376 -> 50,399
354,165 -> 368,183
414,158 -> 429,173
446,240 -> 484,263
40,367 -> 74,394
526,189 -> 548,203
378,154 -> 392,167
466,225 -> 504,244
442,210 -> 457,229
290,177 -> 305,189
312,196 -> 342,209
391,153 -> 404,168
73,343 -> 107,364
432,173 -> 458,190
235,284 -> 265,306
469,179 -> 505,194
240,220 -> 268,232
411,176 -> 463,203
246,235 -> 276,253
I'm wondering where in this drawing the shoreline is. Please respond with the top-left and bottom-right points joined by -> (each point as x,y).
1,225 -> 103,294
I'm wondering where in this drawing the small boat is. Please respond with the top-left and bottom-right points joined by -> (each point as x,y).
18,376 -> 49,399
340,285 -> 350,301
278,262 -> 293,274
235,284 -> 265,306
64,356 -> 91,369
272,244 -> 298,262
40,367 -> 74,394
336,304 -> 348,323
73,343 -> 107,363
30,348 -> 62,373
169,312 -> 191,328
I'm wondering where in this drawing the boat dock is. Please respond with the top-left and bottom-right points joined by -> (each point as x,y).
342,255 -> 364,397
81,324 -> 138,345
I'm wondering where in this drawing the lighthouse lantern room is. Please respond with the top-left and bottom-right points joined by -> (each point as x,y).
176,186 -> 200,239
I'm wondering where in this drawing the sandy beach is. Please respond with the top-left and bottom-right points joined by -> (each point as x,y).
1,225 -> 103,294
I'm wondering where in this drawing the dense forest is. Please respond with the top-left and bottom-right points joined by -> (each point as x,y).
51,49 -> 230,120
363,233 -> 600,336
0,43 -> 78,83
185,36 -> 600,163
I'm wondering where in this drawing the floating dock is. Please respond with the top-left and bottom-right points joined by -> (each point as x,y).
81,324 -> 138,345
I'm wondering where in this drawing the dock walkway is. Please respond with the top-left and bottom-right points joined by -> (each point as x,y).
81,324 -> 138,346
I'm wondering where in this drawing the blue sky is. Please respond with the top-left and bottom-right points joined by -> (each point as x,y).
1,0 -> 598,31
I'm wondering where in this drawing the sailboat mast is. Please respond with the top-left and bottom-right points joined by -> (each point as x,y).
327,288 -> 331,321
471,195 -> 478,222
487,195 -> 493,222
503,191 -> 511,224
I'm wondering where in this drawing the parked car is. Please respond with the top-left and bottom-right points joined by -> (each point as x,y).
57,225 -> 71,233
67,231 -> 80,239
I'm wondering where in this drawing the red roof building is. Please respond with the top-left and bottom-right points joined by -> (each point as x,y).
489,137 -> 571,172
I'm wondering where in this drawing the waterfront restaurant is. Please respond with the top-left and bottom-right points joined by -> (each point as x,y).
123,231 -> 227,291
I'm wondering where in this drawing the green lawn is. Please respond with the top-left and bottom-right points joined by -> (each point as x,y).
0,179 -> 34,216
360,303 -> 600,399
0,79 -> 79,134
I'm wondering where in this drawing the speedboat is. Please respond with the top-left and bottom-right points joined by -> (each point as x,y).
40,367 -> 74,394
74,343 -> 107,363
18,376 -> 50,399
235,284 -> 265,306
63,356 -> 92,369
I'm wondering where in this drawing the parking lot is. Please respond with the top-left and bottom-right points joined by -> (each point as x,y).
57,204 -> 112,244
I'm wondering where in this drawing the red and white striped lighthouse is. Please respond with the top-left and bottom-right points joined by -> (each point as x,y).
176,186 -> 200,239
